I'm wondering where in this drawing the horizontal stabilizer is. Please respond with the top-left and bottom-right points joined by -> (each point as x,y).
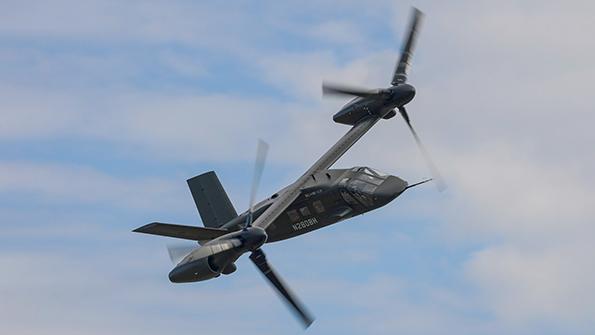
133,222 -> 229,241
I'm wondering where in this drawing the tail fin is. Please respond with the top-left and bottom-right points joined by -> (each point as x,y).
187,171 -> 238,228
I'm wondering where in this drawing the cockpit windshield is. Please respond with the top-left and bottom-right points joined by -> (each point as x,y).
367,168 -> 389,177
349,167 -> 388,185
358,172 -> 383,185
352,167 -> 388,177
339,174 -> 380,208
349,179 -> 378,193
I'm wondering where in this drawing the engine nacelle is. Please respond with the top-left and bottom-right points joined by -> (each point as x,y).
168,256 -> 219,283
333,100 -> 368,125
168,227 -> 266,283
222,263 -> 237,275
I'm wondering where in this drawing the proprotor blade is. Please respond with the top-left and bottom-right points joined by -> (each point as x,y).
398,107 -> 446,191
249,249 -> 314,328
245,139 -> 269,227
322,82 -> 382,98
392,7 -> 424,85
166,244 -> 195,265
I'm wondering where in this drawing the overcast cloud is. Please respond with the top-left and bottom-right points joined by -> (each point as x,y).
1,1 -> 594,334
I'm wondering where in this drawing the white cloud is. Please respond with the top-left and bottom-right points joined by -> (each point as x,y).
0,250 -> 289,335
1,0 -> 595,334
0,161 -> 185,210
0,1 -> 252,51
0,86 -> 83,139
306,20 -> 368,45
436,144 -> 595,242
258,49 -> 398,100
466,242 -> 595,330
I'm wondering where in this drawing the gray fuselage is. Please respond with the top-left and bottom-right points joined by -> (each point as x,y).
236,166 -> 407,242
168,166 -> 407,283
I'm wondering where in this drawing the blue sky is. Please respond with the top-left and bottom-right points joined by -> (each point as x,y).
2,1 -> 595,334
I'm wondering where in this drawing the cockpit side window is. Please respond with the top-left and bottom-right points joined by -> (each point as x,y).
299,206 -> 311,217
313,200 -> 325,213
356,193 -> 373,207
341,190 -> 360,208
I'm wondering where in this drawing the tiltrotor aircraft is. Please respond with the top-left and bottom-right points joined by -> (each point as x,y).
134,7 -> 444,328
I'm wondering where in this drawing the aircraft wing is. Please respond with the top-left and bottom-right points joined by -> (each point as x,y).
254,116 -> 380,230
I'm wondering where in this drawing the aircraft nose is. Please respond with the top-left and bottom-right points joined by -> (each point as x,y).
374,176 -> 408,205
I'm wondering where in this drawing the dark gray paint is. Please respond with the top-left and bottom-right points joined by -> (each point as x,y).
133,7 -> 437,328
241,167 -> 407,242
132,222 -> 228,241
186,171 -> 238,228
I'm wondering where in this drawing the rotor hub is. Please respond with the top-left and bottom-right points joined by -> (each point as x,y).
239,226 -> 268,251
394,83 -> 416,106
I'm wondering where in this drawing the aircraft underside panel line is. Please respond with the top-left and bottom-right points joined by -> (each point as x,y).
254,116 -> 380,230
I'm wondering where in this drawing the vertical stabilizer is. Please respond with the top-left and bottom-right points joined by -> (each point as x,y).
187,171 -> 238,228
